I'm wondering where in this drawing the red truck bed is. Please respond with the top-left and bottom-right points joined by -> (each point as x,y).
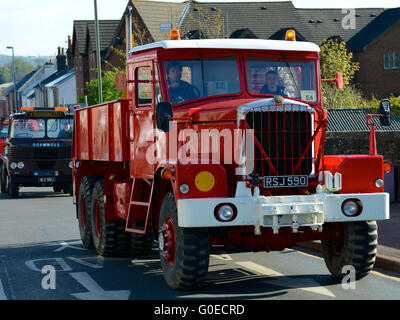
74,99 -> 129,162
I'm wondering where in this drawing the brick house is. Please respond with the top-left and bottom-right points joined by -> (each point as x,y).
104,0 -> 186,72
348,8 -> 400,98
71,20 -> 119,101
70,1 -> 398,100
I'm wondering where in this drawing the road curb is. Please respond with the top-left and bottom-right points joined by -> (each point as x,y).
295,241 -> 400,275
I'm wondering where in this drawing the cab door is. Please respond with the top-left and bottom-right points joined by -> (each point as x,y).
129,60 -> 161,178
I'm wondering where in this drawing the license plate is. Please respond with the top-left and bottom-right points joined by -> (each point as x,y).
263,175 -> 308,188
38,177 -> 56,183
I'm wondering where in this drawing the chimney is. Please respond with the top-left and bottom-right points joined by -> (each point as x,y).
68,35 -> 72,49
56,46 -> 67,72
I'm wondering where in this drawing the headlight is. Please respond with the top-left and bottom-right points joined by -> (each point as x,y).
69,161 -> 73,169
179,184 -> 189,194
214,204 -> 237,222
17,162 -> 24,169
10,162 -> 17,170
375,179 -> 384,188
341,199 -> 362,217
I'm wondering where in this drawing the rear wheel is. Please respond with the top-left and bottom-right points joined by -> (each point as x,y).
158,192 -> 210,290
77,176 -> 97,248
128,222 -> 154,256
321,221 -> 378,280
91,180 -> 127,257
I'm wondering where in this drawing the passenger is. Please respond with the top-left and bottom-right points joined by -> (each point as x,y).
260,70 -> 286,96
166,61 -> 199,104
58,122 -> 72,139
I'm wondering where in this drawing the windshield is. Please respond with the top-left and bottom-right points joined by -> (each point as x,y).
0,126 -> 8,138
10,118 -> 73,139
163,57 -> 241,105
246,57 -> 317,103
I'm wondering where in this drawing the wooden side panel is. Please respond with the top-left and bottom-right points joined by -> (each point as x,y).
111,100 -> 129,162
91,105 -> 110,161
77,108 -> 89,160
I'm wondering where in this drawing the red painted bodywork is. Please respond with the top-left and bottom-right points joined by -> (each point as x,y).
0,122 -> 8,156
73,43 -> 385,250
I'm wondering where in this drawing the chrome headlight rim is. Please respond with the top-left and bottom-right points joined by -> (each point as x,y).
17,161 -> 24,169
10,162 -> 17,170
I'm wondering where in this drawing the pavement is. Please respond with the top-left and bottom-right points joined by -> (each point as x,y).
296,201 -> 400,275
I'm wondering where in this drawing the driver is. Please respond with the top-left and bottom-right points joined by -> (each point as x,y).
58,122 -> 72,139
14,121 -> 26,136
260,70 -> 286,96
166,61 -> 199,104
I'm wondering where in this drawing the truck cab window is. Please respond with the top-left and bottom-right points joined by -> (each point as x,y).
164,57 -> 240,105
136,66 -> 153,106
246,57 -> 317,103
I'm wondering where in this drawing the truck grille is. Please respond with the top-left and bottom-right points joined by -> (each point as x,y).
7,146 -> 71,159
243,104 -> 321,183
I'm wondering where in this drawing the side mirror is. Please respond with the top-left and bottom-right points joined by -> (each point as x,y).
156,102 -> 173,132
321,72 -> 343,89
379,99 -> 391,126
336,72 -> 343,89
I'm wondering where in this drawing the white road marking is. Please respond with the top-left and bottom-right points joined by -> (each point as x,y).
53,241 -> 87,252
70,272 -> 131,300
236,261 -> 336,298
0,279 -> 7,300
25,258 -> 72,272
211,254 -> 233,261
68,256 -> 104,269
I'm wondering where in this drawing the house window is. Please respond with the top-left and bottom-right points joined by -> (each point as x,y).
393,52 -> 399,70
384,53 -> 390,70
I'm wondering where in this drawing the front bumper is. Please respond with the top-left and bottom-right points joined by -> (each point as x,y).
177,183 -> 389,234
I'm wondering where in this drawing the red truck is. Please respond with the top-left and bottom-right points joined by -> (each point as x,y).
0,119 -> 8,155
73,31 -> 390,290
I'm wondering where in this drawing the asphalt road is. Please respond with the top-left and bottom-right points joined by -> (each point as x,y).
0,187 -> 399,301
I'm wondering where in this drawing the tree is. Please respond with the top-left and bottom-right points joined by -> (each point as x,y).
0,58 -> 36,85
186,1 -> 225,39
78,47 -> 126,106
319,39 -> 361,109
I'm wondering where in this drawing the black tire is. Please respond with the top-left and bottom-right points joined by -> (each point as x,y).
158,192 -> 210,290
90,180 -> 127,257
63,183 -> 73,196
128,222 -> 155,256
0,166 -> 5,194
322,221 -> 378,280
6,174 -> 18,198
77,176 -> 97,248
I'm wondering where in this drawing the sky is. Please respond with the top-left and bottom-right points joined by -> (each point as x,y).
0,0 -> 399,57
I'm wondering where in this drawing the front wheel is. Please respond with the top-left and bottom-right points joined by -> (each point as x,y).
158,192 -> 210,290
321,221 -> 378,280
6,174 -> 18,198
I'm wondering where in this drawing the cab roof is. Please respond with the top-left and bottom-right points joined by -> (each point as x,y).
130,39 -> 321,54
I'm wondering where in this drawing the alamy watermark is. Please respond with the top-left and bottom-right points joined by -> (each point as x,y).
341,265 -> 356,290
342,9 -> 356,30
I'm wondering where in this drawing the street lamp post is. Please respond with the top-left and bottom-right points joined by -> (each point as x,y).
6,46 -> 17,113
94,0 -> 103,104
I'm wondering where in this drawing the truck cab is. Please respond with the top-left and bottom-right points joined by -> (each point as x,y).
0,107 -> 73,197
